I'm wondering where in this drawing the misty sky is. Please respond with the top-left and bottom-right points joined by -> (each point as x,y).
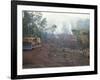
42,12 -> 90,34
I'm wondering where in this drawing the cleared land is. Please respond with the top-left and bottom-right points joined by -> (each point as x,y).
23,43 -> 89,68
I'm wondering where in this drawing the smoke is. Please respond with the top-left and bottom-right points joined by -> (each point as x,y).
42,12 -> 89,34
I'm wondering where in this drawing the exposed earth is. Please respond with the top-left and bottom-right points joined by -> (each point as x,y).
23,43 -> 89,68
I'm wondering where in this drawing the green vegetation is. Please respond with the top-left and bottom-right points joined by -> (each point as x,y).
23,11 -> 58,42
23,11 -> 47,39
72,19 -> 89,49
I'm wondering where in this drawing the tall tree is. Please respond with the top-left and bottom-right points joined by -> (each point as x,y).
23,11 -> 47,39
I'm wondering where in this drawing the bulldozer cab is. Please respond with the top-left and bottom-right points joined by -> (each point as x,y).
23,37 -> 41,50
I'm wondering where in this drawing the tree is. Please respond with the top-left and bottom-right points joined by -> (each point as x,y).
72,19 -> 90,49
23,11 -> 32,37
40,18 -> 47,32
23,11 -> 47,39
50,24 -> 57,34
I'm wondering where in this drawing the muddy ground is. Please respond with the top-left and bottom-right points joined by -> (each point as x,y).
23,43 -> 89,68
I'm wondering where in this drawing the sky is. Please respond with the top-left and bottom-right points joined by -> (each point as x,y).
42,12 -> 90,34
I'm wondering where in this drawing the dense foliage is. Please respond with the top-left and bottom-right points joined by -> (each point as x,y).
72,19 -> 90,49
23,11 -> 47,39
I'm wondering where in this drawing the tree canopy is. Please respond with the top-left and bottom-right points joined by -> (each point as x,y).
23,11 -> 47,39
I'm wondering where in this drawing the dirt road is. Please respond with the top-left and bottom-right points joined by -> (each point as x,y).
23,43 -> 89,68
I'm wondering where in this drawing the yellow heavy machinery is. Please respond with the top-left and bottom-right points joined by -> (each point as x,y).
23,37 -> 41,50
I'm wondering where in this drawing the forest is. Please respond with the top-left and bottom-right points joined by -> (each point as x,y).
23,11 -> 90,68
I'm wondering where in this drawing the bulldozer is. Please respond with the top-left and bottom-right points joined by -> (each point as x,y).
23,37 -> 41,50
